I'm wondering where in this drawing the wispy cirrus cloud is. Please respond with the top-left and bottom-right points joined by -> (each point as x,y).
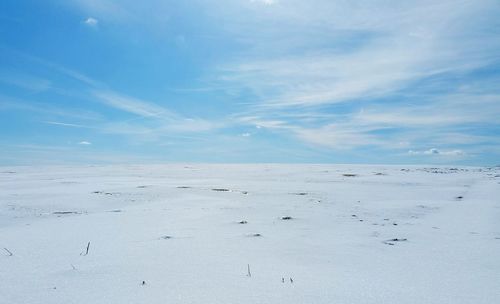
216,1 -> 499,108
92,90 -> 224,135
232,90 -> 500,156
207,0 -> 500,159
92,90 -> 174,118
0,50 -> 224,143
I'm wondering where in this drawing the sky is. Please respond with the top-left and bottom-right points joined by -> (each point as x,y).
0,0 -> 499,165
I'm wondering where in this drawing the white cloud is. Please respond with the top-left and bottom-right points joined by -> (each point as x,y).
408,148 -> 466,156
84,17 -> 98,27
241,133 -> 251,137
78,141 -> 92,145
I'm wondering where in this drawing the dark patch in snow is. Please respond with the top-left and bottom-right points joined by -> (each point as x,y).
238,220 -> 248,224
53,211 -> 79,215
342,174 -> 357,177
383,238 -> 408,245
419,167 -> 468,174
292,192 -> 308,196
92,191 -> 120,196
177,186 -> 191,189
212,188 -> 230,192
281,216 -> 293,220
247,233 -> 262,237
160,235 -> 173,240
389,238 -> 407,242
3,248 -> 13,256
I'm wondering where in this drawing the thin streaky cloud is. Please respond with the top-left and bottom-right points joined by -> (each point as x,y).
92,90 -> 177,119
8,50 -> 107,88
0,95 -> 102,121
0,73 -> 51,92
43,121 -> 90,128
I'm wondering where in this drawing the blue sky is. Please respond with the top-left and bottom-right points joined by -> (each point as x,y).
1,0 -> 499,165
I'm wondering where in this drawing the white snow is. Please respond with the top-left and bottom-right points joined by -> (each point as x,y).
1,164 -> 499,303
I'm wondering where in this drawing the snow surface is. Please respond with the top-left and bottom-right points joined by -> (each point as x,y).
1,164 -> 499,304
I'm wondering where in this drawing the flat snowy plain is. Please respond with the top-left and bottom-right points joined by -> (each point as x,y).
1,164 -> 499,304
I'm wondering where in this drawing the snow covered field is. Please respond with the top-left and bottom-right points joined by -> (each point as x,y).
1,164 -> 499,304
